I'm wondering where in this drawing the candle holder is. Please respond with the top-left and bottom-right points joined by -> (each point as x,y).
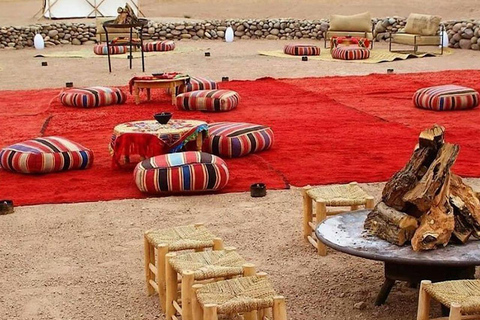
387,68 -> 394,74
250,183 -> 267,197
66,82 -> 73,88
302,56 -> 308,61
0,199 -> 14,215
222,76 -> 229,82
205,52 -> 211,57
154,112 -> 172,124
41,61 -> 48,66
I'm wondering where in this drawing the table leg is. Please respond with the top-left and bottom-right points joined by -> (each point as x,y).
146,88 -> 151,101
134,85 -> 140,105
374,278 -> 395,306
171,84 -> 176,105
195,133 -> 203,151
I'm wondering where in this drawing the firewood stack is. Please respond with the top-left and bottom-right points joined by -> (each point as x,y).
364,125 -> 480,251
113,3 -> 139,25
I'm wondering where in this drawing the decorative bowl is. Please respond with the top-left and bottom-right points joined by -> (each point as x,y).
154,112 -> 172,124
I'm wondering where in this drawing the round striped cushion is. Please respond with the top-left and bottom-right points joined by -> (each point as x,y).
175,90 -> 239,112
331,46 -> 370,60
60,86 -> 127,108
133,151 -> 229,193
203,122 -> 274,158
0,136 -> 93,174
284,44 -> 320,56
143,40 -> 175,52
413,85 -> 480,111
93,44 -> 127,55
168,76 -> 218,96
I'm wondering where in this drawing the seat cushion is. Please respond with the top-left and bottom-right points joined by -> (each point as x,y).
175,90 -> 239,112
0,136 -> 94,174
329,12 -> 372,32
169,76 -> 218,96
93,44 -> 127,55
143,40 -> 175,52
404,13 -> 442,36
60,86 -> 127,108
392,33 -> 441,46
284,44 -> 320,56
326,30 -> 374,41
203,122 -> 274,158
331,46 -> 370,60
133,151 -> 229,193
413,85 -> 479,111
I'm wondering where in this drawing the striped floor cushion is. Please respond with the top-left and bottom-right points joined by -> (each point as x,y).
168,76 -> 218,96
133,151 -> 229,194
203,122 -> 274,158
413,85 -> 480,111
0,136 -> 93,174
93,44 -> 127,55
143,40 -> 175,52
176,90 -> 239,112
284,44 -> 320,56
60,86 -> 127,108
331,46 -> 370,60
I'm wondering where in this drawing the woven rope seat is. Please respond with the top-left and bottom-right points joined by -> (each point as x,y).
169,250 -> 246,280
424,280 -> 480,314
196,276 -> 276,314
306,183 -> 372,206
145,224 -> 217,251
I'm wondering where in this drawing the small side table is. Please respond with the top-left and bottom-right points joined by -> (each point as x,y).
103,18 -> 148,72
131,76 -> 190,105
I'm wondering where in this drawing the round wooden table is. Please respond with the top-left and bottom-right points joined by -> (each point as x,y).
110,119 -> 208,167
315,210 -> 480,305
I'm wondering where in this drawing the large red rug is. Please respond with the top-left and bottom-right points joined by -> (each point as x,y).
2,70 -> 480,206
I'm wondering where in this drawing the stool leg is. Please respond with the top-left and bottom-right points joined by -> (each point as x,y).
146,88 -> 151,101
244,310 -> 257,320
157,244 -> 169,312
350,204 -> 359,211
273,296 -> 287,320
243,263 -> 256,276
301,187 -> 313,242
213,238 -> 224,251
203,304 -> 218,320
448,303 -> 462,320
365,196 -> 375,210
182,270 -> 195,320
166,252 -> 178,319
144,236 -> 155,295
192,284 -> 204,320
417,280 -> 431,320
315,200 -> 327,256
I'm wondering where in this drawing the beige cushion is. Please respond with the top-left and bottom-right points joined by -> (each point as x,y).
404,13 -> 442,36
329,12 -> 372,32
392,33 -> 441,46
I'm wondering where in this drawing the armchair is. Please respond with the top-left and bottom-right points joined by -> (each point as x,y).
324,12 -> 375,49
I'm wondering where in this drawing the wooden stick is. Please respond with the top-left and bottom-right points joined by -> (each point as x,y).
192,284 -> 204,320
144,236 -> 154,295
243,263 -> 256,276
416,280 -> 431,320
157,244 -> 169,312
449,302 -> 462,320
365,196 -> 375,209
273,296 -> 288,320
165,252 -> 178,319
203,304 -> 218,320
302,187 -> 313,241
316,200 -> 327,255
182,270 -> 195,320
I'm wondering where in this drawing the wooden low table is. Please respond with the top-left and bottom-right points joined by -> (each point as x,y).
132,77 -> 190,105
315,210 -> 480,306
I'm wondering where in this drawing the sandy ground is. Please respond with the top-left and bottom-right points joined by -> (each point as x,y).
2,1 -> 480,320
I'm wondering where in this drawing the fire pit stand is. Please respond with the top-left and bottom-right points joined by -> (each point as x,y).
315,210 -> 480,306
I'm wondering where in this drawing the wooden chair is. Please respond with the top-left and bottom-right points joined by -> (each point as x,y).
192,275 -> 288,320
324,12 -> 375,49
417,280 -> 480,320
144,224 -> 224,313
165,249 -> 253,320
302,182 -> 374,255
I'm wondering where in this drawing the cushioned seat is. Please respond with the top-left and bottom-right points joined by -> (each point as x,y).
331,45 -> 370,60
133,151 -> 229,193
0,136 -> 94,174
60,86 -> 127,108
175,90 -> 239,112
325,12 -> 374,49
171,76 -> 218,96
143,40 -> 175,52
413,85 -> 479,111
93,44 -> 127,55
284,44 -> 320,56
203,122 -> 274,158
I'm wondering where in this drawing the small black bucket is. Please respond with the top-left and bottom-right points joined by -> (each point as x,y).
250,183 -> 267,197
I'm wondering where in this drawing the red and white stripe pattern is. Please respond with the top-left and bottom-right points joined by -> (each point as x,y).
331,46 -> 370,60
175,90 -> 239,112
413,85 -> 480,111
133,151 -> 229,193
169,77 -> 218,96
93,44 -> 127,55
284,44 -> 321,56
0,136 -> 94,174
203,122 -> 274,158
59,86 -> 127,108
143,40 -> 175,52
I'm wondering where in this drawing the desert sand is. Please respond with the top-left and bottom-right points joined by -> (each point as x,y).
1,1 -> 480,320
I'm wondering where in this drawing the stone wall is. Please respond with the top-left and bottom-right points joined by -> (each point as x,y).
1,18 -> 480,50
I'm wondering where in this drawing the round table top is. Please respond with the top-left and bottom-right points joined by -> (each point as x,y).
113,119 -> 207,137
315,210 -> 480,266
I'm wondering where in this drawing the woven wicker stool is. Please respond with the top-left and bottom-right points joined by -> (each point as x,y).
417,280 -> 480,320
192,275 -> 287,320
144,224 -> 224,312
302,182 -> 374,255
165,249 -> 253,320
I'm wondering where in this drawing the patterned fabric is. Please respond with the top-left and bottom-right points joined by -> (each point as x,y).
176,90 -> 239,112
0,136 -> 93,174
143,40 -> 175,52
414,85 -> 480,111
284,44 -> 320,56
331,46 -> 370,60
169,76 -> 218,96
60,86 -> 127,108
331,37 -> 370,48
134,151 -> 229,193
203,122 -> 274,158
93,44 -> 127,55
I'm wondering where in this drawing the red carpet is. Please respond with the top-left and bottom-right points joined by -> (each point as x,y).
2,70 -> 480,206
